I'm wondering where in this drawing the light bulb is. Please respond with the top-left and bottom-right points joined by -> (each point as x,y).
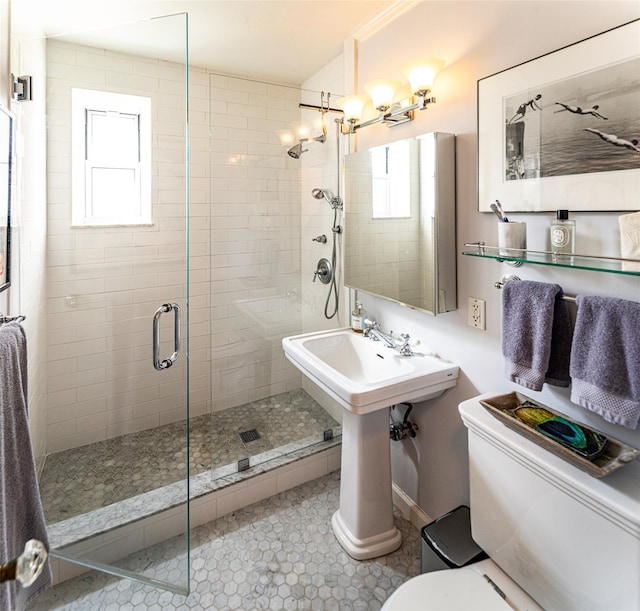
364,78 -> 401,111
336,94 -> 369,123
403,58 -> 444,95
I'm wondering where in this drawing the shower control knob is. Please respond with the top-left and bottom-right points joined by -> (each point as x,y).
312,258 -> 333,285
312,234 -> 327,243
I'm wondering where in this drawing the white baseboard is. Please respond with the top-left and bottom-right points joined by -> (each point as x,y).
392,482 -> 432,531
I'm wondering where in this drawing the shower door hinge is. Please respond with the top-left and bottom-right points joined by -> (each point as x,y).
12,75 -> 32,102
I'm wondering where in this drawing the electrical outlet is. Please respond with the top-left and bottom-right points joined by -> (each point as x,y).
468,297 -> 486,330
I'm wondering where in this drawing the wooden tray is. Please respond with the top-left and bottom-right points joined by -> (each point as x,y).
480,392 -> 640,478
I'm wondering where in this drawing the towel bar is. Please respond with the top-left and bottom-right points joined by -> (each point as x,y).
0,313 -> 26,324
494,276 -> 577,303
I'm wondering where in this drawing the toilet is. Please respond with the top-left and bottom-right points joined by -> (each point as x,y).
383,395 -> 640,610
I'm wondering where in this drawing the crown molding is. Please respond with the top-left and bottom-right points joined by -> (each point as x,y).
350,0 -> 423,42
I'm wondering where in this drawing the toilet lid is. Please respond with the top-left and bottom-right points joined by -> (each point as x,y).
382,567 -> 513,611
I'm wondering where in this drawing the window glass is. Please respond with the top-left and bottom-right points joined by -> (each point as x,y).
72,89 -> 151,226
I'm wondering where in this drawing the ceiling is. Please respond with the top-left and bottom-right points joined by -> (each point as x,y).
12,0 -> 396,85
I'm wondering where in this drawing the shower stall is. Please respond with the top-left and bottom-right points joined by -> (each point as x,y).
17,12 -> 343,595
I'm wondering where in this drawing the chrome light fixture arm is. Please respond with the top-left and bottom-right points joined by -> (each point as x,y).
344,91 -> 436,134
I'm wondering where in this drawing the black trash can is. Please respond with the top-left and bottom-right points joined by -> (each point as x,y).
421,505 -> 488,573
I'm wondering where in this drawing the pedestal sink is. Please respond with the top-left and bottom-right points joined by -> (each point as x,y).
283,328 -> 459,559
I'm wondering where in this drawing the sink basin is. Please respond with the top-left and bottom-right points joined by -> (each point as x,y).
283,328 -> 459,414
283,327 -> 459,560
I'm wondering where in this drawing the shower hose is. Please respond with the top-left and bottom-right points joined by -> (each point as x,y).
324,206 -> 340,319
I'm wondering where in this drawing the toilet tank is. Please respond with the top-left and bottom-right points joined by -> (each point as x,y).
459,396 -> 640,611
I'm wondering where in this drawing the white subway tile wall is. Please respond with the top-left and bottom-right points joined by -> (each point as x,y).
45,39 -> 305,453
207,73 -> 303,413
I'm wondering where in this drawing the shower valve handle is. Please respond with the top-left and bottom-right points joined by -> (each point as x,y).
313,258 -> 332,284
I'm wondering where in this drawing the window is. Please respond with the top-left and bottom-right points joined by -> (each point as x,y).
72,89 -> 151,226
370,140 -> 411,219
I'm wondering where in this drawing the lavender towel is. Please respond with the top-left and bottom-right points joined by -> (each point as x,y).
0,322 -> 51,610
570,295 -> 640,429
502,280 -> 572,391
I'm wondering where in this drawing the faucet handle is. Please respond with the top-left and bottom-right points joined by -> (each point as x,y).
363,318 -> 378,330
398,333 -> 414,357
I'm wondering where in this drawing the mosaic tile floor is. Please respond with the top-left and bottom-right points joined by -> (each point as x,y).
40,390 -> 339,524
29,472 -> 421,610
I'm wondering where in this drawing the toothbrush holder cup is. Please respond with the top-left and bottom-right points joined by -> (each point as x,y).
497,221 -> 527,256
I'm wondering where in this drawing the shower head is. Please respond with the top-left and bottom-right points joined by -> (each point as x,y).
312,188 -> 343,210
287,141 -> 307,159
287,132 -> 327,159
312,188 -> 332,203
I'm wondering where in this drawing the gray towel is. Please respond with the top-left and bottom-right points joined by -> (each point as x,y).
0,322 -> 51,610
502,280 -> 572,391
570,295 -> 640,429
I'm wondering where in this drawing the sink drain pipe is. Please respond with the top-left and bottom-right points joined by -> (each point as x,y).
389,402 -> 418,441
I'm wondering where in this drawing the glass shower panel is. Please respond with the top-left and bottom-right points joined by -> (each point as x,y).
205,76 -> 341,483
32,13 -> 191,594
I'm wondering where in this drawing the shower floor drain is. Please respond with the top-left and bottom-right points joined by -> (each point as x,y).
239,428 -> 261,444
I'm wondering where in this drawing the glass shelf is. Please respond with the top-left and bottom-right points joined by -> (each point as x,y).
462,242 -> 640,277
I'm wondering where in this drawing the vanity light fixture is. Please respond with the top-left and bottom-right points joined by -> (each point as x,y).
337,57 -> 444,133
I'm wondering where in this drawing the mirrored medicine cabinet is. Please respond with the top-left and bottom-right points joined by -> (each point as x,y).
343,132 -> 457,316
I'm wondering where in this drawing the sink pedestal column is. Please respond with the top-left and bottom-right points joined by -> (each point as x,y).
332,408 -> 402,560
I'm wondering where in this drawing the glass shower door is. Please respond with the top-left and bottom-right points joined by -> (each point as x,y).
205,76 -> 342,483
27,12 -> 191,594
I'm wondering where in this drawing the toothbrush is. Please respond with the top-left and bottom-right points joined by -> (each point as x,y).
490,202 -> 508,222
491,199 -> 509,222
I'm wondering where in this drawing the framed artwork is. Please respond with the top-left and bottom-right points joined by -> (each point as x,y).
0,105 -> 13,293
478,19 -> 640,212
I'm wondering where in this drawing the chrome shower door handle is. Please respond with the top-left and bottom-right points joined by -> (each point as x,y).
153,303 -> 181,370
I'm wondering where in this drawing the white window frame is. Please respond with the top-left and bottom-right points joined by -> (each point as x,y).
370,140 -> 411,219
72,88 -> 152,226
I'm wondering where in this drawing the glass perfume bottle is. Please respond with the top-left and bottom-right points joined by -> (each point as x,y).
550,210 -> 575,256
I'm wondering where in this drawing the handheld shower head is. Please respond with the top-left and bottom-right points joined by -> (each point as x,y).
312,188 -> 332,202
312,188 -> 343,210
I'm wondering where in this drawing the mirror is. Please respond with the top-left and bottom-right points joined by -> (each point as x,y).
344,132 -> 456,316
0,105 -> 12,293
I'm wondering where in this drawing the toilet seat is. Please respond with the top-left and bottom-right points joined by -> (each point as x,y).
383,558 -> 543,611
382,566 -> 513,611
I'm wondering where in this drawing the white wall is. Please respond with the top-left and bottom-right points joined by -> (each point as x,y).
350,1 -> 640,519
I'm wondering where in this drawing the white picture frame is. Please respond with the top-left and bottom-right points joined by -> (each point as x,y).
478,19 -> 640,212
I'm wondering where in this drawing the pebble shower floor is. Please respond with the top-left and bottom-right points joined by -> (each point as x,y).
28,472 -> 421,610
39,389 -> 338,523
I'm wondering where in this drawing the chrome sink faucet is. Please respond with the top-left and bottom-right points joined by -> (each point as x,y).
363,319 -> 414,356
363,319 -> 396,348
